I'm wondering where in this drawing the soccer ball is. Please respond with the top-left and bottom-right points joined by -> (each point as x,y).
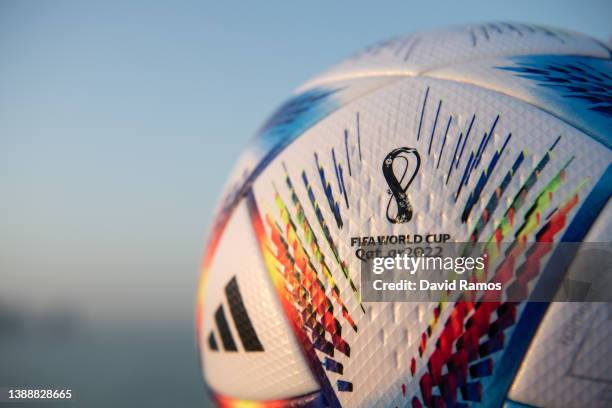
196,22 -> 612,407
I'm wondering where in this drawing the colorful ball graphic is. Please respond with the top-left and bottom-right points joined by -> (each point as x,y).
196,22 -> 612,407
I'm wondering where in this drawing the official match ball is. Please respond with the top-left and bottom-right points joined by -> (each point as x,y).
196,22 -> 612,407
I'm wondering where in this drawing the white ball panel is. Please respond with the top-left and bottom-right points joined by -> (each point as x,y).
249,73 -> 611,406
199,201 -> 319,400
299,23 -> 609,91
508,201 -> 612,408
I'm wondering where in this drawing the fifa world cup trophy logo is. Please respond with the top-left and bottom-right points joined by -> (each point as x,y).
382,147 -> 421,224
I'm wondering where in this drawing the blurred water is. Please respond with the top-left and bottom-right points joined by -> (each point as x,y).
0,318 -> 212,407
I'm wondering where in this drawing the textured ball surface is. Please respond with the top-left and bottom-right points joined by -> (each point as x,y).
196,22 -> 612,407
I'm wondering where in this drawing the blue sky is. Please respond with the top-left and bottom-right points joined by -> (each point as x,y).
1,0 -> 610,324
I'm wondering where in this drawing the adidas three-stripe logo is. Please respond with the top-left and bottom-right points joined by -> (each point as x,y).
208,276 -> 264,352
